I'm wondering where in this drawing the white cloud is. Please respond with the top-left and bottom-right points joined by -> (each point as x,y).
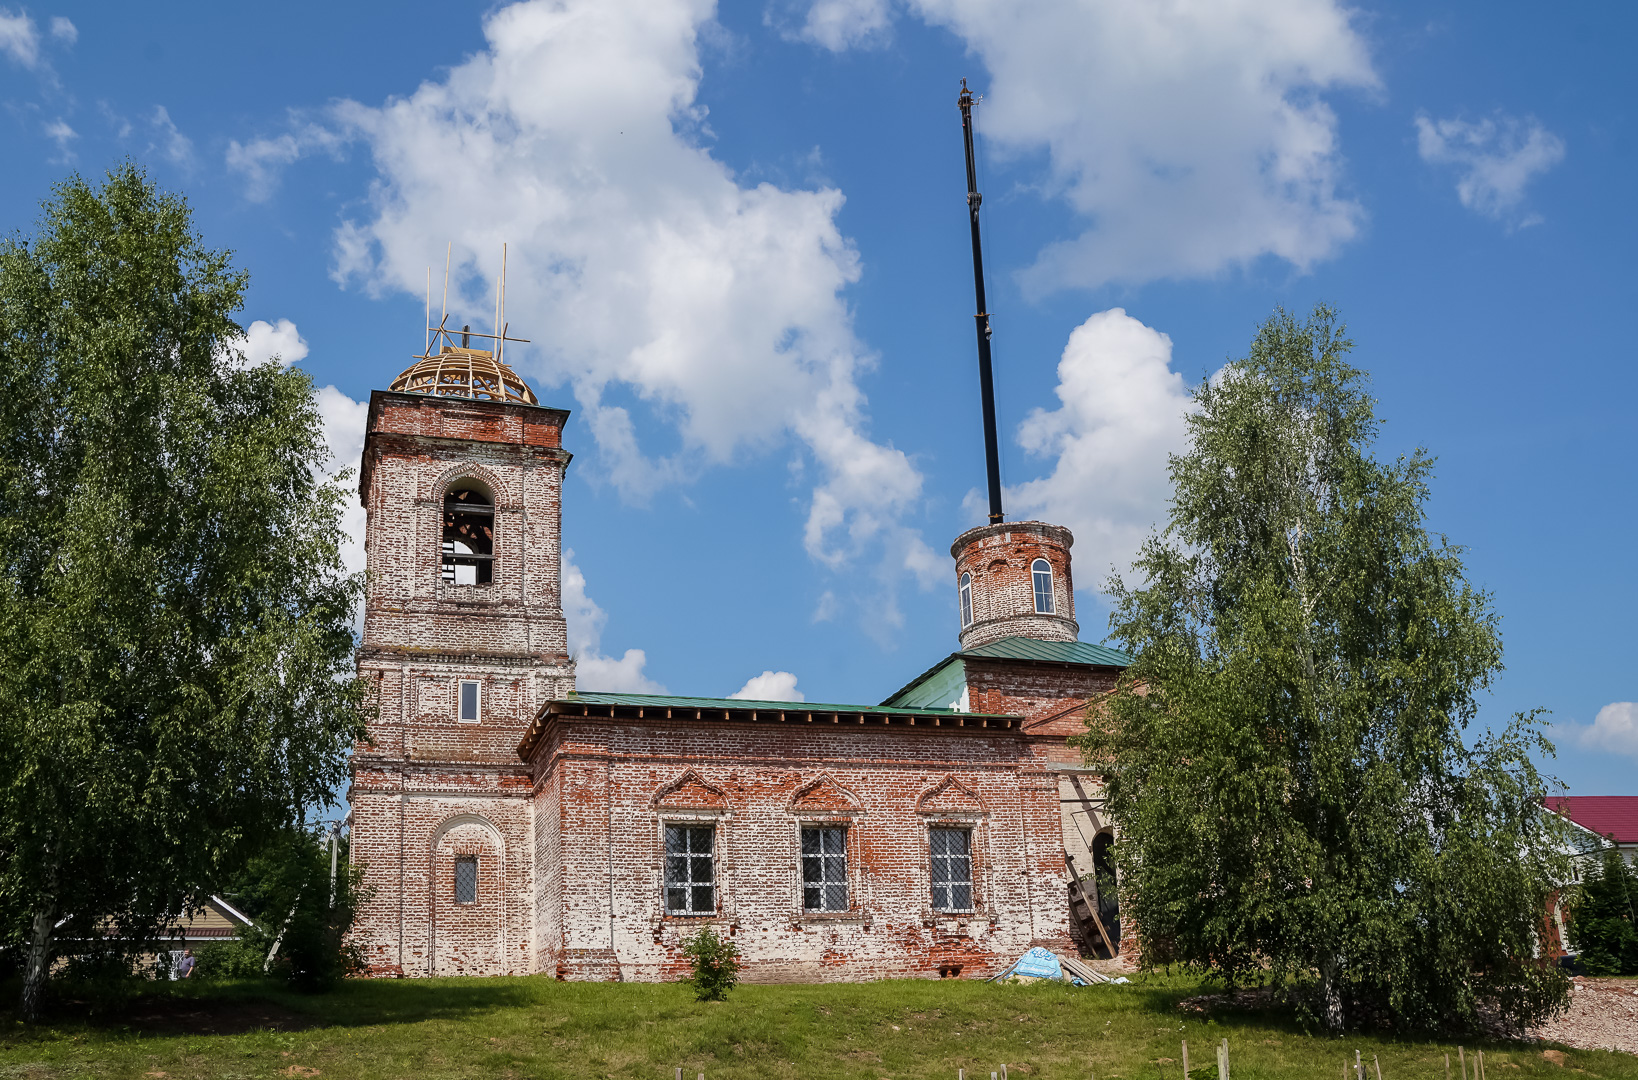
42,117 -> 75,160
48,15 -> 72,43
729,670 -> 805,702
313,383 -> 368,583
799,0 -> 1377,291
250,0 -> 930,625
229,318 -> 310,368
1415,111 -> 1564,228
225,123 -> 348,202
1003,308 -> 1193,587
0,7 -> 39,67
149,106 -> 194,167
783,0 -> 894,50
561,548 -> 666,693
1562,702 -> 1638,762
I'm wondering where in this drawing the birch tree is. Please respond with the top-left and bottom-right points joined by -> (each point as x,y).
1082,305 -> 1570,1033
0,166 -> 364,1020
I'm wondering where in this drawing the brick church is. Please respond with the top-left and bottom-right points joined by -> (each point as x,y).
348,344 -> 1130,980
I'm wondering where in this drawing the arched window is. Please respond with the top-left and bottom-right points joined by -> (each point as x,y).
959,572 -> 973,628
1032,558 -> 1054,614
442,486 -> 494,585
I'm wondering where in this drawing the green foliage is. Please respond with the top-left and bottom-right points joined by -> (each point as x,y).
195,826 -> 368,990
1079,305 -> 1572,1034
1569,850 -> 1638,975
0,164 -> 367,1018
192,938 -> 267,980
679,925 -> 741,1001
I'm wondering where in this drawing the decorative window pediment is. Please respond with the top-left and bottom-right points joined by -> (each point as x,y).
652,768 -> 728,812
788,774 -> 864,818
916,774 -> 986,817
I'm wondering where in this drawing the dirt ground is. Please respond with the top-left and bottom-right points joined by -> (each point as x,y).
1528,977 -> 1638,1057
1172,975 -> 1638,1059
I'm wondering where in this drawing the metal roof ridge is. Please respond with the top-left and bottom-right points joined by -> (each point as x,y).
557,689 -> 1015,718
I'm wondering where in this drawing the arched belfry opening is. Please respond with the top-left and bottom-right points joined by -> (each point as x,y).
442,485 -> 494,585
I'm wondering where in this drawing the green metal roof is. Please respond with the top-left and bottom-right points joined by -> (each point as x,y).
960,637 -> 1132,667
520,689 -> 1023,758
555,691 -> 1016,719
880,636 -> 1131,708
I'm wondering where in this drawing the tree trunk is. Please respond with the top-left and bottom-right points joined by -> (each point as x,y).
1320,954 -> 1345,1034
21,902 -> 57,1023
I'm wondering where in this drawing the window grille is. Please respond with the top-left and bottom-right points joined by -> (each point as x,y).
664,824 -> 715,915
1031,558 -> 1054,614
929,827 -> 974,912
454,856 -> 478,904
959,572 -> 973,628
459,680 -> 481,723
800,826 -> 848,912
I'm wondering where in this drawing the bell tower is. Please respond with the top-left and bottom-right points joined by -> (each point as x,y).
349,325 -> 574,977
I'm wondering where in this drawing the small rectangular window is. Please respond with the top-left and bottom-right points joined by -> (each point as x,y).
801,826 -> 848,912
454,856 -> 478,904
664,824 -> 715,915
929,827 -> 974,912
459,680 -> 481,723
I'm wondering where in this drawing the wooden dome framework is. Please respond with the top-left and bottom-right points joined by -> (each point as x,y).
390,347 -> 538,405
394,241 -> 537,404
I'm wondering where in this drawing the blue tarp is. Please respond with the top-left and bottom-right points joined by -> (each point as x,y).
1010,947 -> 1063,980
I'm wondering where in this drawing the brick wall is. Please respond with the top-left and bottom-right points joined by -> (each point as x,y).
523,716 -> 1077,982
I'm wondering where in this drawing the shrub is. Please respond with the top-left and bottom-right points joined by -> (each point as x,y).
193,938 -> 268,980
1570,851 -> 1638,976
680,926 -> 741,1002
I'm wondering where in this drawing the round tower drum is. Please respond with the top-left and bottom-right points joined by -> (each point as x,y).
951,521 -> 1078,649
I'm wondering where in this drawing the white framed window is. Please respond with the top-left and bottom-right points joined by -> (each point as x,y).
959,572 -> 973,628
458,680 -> 481,723
929,827 -> 974,912
800,826 -> 848,912
1031,558 -> 1054,614
454,856 -> 478,904
664,824 -> 716,916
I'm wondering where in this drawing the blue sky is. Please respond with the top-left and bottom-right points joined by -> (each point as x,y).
3,0 -> 1633,795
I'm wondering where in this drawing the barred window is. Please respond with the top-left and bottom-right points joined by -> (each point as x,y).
454,856 -> 478,904
801,826 -> 848,912
1032,558 -> 1054,614
929,827 -> 973,912
664,824 -> 715,916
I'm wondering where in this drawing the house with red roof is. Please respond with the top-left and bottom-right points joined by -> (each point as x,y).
1544,796 -> 1638,863
1540,795 -> 1637,959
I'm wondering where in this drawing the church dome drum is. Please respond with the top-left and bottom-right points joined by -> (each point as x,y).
951,521 -> 1078,649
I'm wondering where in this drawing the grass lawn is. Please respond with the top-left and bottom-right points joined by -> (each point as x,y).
0,975 -> 1632,1080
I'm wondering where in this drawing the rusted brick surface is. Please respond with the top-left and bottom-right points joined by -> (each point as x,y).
520,717 -> 1077,982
